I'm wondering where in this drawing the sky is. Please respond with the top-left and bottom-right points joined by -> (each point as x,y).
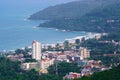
0,0 -> 77,15
0,0 -> 77,6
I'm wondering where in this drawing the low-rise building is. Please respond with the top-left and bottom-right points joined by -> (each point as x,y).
63,72 -> 81,80
41,58 -> 55,69
81,68 -> 92,76
79,47 -> 90,59
57,53 -> 67,62
21,62 -> 39,70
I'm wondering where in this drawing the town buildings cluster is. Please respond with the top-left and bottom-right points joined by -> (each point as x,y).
63,60 -> 110,80
4,33 -> 117,80
20,40 -> 90,74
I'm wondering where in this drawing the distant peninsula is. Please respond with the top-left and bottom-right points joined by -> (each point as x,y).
29,0 -> 120,33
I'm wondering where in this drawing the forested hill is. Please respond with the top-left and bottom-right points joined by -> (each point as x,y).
38,2 -> 120,33
29,0 -> 118,20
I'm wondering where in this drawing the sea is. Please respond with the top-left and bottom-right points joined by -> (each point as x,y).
0,0 -> 88,51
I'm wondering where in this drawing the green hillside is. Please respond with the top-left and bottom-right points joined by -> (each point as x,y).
29,0 -> 117,20
39,2 -> 120,33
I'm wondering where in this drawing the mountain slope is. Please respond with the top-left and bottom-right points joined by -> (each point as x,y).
39,2 -> 120,33
29,0 -> 117,20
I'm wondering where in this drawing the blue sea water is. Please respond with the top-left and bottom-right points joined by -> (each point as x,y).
0,0 -> 86,51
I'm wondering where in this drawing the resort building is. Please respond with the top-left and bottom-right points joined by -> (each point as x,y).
32,40 -> 41,60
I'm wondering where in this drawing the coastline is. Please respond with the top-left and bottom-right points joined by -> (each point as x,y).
38,26 -> 87,33
0,18 -> 105,52
0,31 -> 103,53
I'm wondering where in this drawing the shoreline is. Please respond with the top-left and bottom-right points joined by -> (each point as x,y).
0,31 -> 103,53
38,26 -> 89,33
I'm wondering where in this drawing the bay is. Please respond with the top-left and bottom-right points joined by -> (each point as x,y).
0,0 -> 87,51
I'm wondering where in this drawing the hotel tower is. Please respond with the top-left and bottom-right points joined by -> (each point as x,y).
32,40 -> 41,60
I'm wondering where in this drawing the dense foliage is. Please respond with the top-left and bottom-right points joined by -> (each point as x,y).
81,32 -> 120,55
100,32 -> 120,41
81,39 -> 116,54
0,57 -> 120,80
0,57 -> 81,80
29,0 -> 118,20
89,56 -> 120,67
48,62 -> 81,80
38,1 -> 120,33
15,47 -> 32,58
0,57 -> 40,80
0,57 -> 21,80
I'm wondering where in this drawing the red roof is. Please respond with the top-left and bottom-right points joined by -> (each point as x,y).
71,74 -> 79,78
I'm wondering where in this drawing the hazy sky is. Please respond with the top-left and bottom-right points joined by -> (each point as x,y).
0,0 -> 77,6
0,0 -> 77,15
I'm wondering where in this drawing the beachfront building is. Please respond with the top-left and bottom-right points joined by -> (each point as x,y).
32,40 -> 41,60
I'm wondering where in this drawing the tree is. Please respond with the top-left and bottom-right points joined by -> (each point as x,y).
64,40 -> 70,50
48,62 -> 81,80
75,39 -> 81,52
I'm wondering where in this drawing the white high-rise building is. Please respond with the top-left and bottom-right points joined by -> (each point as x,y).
32,40 -> 41,60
